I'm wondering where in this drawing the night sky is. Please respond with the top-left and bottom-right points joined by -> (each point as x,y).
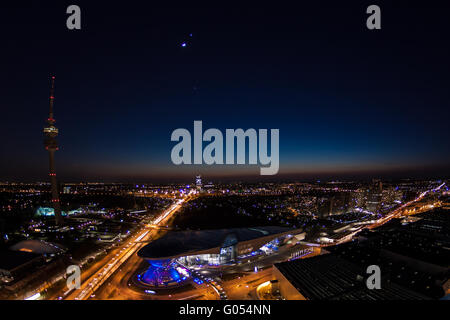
1,1 -> 449,182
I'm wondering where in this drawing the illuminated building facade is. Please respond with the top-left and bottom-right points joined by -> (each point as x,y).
43,76 -> 63,225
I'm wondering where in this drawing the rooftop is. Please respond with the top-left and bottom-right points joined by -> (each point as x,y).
275,254 -> 431,300
0,250 -> 41,272
9,240 -> 66,255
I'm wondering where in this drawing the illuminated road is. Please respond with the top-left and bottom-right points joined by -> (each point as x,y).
65,195 -> 193,300
324,182 -> 446,247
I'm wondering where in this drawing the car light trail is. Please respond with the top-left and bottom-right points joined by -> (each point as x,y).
135,230 -> 149,242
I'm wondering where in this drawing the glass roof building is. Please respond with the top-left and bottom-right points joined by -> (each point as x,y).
136,226 -> 305,287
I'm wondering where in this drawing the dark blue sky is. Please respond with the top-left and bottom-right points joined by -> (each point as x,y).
1,1 -> 449,182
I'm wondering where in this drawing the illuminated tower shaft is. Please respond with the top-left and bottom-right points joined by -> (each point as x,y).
44,76 -> 63,225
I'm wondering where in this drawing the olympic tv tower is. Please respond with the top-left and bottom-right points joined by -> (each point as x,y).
43,76 -> 63,225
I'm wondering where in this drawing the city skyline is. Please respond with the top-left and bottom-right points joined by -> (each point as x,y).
1,2 -> 449,182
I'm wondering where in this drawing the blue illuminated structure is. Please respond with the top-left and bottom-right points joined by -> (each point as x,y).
36,207 -> 57,216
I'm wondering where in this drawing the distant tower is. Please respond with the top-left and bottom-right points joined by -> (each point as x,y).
195,175 -> 202,191
43,76 -> 63,225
